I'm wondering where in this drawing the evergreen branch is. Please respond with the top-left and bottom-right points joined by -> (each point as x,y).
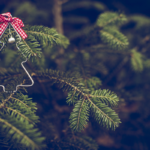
96,12 -> 127,27
90,89 -> 119,106
24,25 -> 69,48
69,99 -> 89,132
0,114 -> 45,150
0,92 -> 45,149
33,69 -> 86,95
0,93 -> 39,124
10,97 -> 32,109
100,27 -> 129,50
4,106 -> 35,124
85,94 -> 120,129
90,99 -> 121,129
12,93 -> 38,111
5,95 -> 39,124
17,34 -> 41,58
84,77 -> 102,90
130,49 -> 144,72
34,69 -> 121,131
88,77 -> 102,86
67,90 -> 79,105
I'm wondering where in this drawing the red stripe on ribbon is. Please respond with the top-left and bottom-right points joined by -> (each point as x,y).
0,12 -> 27,39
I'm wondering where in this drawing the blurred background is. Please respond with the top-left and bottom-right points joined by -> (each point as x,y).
1,0 -> 150,150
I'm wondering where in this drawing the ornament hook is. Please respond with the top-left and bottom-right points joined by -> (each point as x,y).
8,24 -> 15,43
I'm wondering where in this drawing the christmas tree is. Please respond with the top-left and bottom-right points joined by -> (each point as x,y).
0,0 -> 150,150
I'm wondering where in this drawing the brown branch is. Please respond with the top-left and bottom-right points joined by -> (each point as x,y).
53,0 -> 64,34
53,0 -> 65,70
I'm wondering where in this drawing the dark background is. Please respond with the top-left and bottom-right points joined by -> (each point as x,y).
0,0 -> 150,150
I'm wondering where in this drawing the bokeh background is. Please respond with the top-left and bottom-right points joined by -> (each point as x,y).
1,0 -> 150,150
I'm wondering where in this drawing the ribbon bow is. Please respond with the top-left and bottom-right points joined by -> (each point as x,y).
0,12 -> 27,39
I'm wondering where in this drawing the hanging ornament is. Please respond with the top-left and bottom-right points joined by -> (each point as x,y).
8,36 -> 15,43
0,12 -> 34,93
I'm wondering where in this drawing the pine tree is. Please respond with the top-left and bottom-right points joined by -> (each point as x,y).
0,10 -> 123,149
1,1 -> 150,150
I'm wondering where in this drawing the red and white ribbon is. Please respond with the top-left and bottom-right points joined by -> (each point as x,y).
0,12 -> 27,39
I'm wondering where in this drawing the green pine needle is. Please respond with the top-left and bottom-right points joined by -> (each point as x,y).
96,12 -> 127,27
69,99 -> 89,132
0,114 -> 45,150
130,49 -> 144,72
90,98 -> 121,130
100,27 -> 129,50
35,69 -> 121,132
0,93 -> 45,149
24,25 -> 69,48
90,89 -> 119,107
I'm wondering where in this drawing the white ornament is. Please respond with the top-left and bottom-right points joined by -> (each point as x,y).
8,36 -> 15,43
